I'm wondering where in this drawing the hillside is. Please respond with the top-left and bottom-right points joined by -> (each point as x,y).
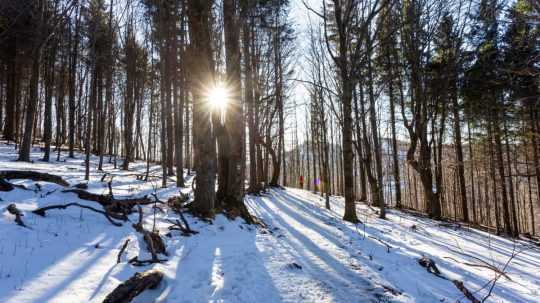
0,143 -> 539,303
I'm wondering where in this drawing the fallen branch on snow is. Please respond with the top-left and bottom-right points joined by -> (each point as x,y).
443,256 -> 512,281
62,188 -> 152,219
0,178 -> 14,191
368,235 -> 392,253
32,202 -> 123,226
102,270 -> 163,303
0,170 -> 69,187
127,256 -> 167,267
417,256 -> 480,303
166,218 -> 198,236
132,204 -> 167,262
447,242 -> 513,281
117,238 -> 131,263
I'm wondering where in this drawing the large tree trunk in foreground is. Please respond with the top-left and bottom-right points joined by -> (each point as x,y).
222,0 -> 248,215
187,0 -> 216,216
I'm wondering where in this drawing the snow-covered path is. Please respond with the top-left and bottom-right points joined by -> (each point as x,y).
246,189 -> 393,302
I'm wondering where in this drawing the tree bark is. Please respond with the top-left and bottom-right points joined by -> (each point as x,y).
187,0 -> 216,216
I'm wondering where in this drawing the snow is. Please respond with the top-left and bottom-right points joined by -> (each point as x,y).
1,142 -> 539,302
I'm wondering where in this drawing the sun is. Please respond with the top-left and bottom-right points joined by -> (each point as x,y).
206,83 -> 229,111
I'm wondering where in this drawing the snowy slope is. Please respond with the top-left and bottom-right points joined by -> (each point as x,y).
0,142 -> 539,303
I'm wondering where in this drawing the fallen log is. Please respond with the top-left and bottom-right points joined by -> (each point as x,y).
62,188 -> 152,218
0,178 -> 14,191
0,178 -> 30,191
7,204 -> 29,228
0,170 -> 69,187
453,280 -> 480,303
102,270 -> 163,303
32,203 -> 123,226
63,189 -> 151,206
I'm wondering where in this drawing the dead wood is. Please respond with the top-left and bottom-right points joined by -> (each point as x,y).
102,270 -> 163,303
443,256 -> 512,281
418,256 -> 442,275
7,204 -> 29,228
62,188 -> 152,217
117,239 -> 131,264
0,178 -> 30,191
453,280 -> 481,303
0,178 -> 14,191
446,247 -> 512,281
368,235 -> 392,253
132,204 -> 166,260
127,256 -> 167,267
418,257 -> 481,303
32,203 -> 123,226
166,218 -> 198,236
0,170 -> 69,187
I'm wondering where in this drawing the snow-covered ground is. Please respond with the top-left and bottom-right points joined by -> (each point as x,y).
1,142 -> 539,302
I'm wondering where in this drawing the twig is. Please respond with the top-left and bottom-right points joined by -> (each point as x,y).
368,235 -> 392,253
443,256 -> 512,281
117,238 -> 131,264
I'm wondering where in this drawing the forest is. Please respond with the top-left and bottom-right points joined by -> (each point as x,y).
0,0 -> 538,302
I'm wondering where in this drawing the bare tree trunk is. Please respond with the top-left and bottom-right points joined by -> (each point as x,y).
187,0 -> 216,216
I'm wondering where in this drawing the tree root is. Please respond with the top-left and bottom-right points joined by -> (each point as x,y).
102,270 -> 163,303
